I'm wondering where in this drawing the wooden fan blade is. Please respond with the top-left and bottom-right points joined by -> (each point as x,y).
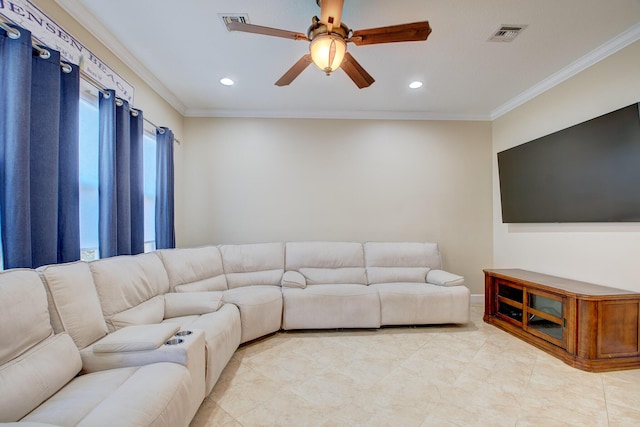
340,52 -> 375,89
275,54 -> 313,86
319,0 -> 344,29
227,21 -> 309,41
350,21 -> 432,46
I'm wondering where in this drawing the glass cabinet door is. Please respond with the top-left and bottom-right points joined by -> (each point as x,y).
496,281 -> 524,325
525,289 -> 565,347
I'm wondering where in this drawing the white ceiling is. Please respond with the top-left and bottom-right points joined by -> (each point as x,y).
55,0 -> 640,120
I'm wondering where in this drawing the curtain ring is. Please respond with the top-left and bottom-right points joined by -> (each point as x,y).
7,27 -> 20,39
158,128 -> 166,135
61,62 -> 72,73
115,98 -> 124,107
102,90 -> 111,99
34,45 -> 50,59
130,108 -> 139,117
0,21 -> 20,39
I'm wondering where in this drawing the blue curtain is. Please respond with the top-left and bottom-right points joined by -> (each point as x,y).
130,110 -> 144,255
155,127 -> 175,249
98,90 -> 144,257
0,25 -> 80,269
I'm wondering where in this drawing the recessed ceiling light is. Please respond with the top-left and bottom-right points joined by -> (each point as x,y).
409,81 -> 423,89
220,78 -> 234,86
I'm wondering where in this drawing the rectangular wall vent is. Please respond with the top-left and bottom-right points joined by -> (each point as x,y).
488,25 -> 527,42
220,14 -> 250,30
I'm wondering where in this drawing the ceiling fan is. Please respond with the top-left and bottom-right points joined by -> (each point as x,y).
227,0 -> 432,89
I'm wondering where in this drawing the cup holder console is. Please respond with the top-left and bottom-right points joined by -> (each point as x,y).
175,330 -> 193,337
165,338 -> 183,346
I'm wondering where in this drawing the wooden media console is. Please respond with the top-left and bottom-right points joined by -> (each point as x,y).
484,268 -> 640,372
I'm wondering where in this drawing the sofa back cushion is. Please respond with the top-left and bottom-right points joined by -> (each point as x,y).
38,261 -> 109,349
90,253 -> 170,331
285,242 -> 367,285
363,242 -> 442,284
220,242 -> 284,289
0,270 -> 52,365
0,269 -> 82,422
157,246 -> 228,292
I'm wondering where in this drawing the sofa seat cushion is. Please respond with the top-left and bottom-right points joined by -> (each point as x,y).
372,283 -> 470,325
22,362 -> 195,427
223,286 -> 283,343
282,285 -> 380,330
162,304 -> 242,394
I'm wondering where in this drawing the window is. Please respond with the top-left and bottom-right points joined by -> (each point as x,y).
78,81 -> 156,260
143,133 -> 157,252
79,84 -> 100,261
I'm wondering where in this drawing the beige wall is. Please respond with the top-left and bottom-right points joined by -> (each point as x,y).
181,118 -> 493,294
492,40 -> 640,291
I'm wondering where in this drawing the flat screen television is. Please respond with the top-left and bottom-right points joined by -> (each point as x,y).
497,102 -> 640,223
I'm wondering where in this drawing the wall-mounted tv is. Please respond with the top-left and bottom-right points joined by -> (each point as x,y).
498,102 -> 640,223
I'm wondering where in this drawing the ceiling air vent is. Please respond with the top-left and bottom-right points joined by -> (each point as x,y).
488,25 -> 527,42
220,14 -> 250,31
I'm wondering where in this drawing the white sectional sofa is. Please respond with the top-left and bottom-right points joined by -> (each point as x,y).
0,241 -> 469,426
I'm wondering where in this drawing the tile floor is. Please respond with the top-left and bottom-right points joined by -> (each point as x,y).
190,304 -> 640,426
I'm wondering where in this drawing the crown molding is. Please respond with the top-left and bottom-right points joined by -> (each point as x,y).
184,108 -> 491,121
490,22 -> 640,120
53,0 -> 187,115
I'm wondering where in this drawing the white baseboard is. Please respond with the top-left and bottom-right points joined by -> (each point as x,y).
470,294 -> 484,304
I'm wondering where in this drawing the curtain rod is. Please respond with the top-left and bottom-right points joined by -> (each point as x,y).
1,16 -> 181,145
81,73 -> 181,145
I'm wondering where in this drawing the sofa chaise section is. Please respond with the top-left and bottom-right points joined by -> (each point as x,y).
282,241 -> 381,329
364,242 -> 470,325
0,269 -> 199,427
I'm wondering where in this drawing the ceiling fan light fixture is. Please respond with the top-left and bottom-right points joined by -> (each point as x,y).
309,33 -> 346,75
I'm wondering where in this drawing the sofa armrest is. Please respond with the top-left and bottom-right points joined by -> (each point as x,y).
426,269 -> 465,287
163,291 -> 224,318
81,328 -> 206,375
281,270 -> 307,289
92,324 -> 179,353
